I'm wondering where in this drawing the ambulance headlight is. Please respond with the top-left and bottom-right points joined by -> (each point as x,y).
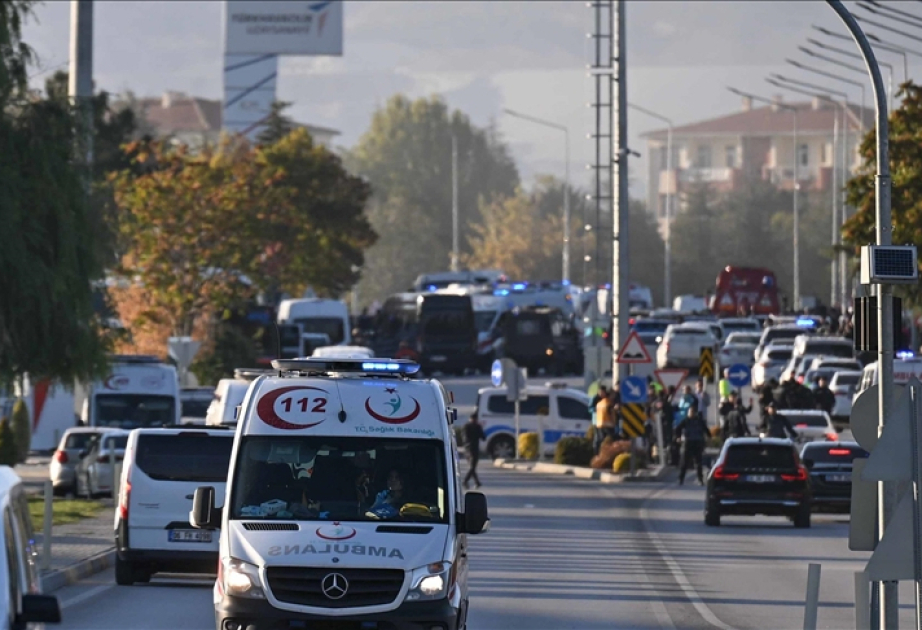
405,562 -> 452,601
221,557 -> 265,599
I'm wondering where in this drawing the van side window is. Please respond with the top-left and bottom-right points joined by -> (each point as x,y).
558,397 -> 591,421
486,395 -> 550,416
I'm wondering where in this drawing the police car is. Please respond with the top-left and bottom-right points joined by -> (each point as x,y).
190,358 -> 489,630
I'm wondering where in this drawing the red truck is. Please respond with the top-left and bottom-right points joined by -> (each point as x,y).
711,266 -> 781,316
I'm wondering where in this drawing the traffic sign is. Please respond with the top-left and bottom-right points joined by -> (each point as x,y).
699,347 -> 715,380
655,369 -> 688,393
620,376 -> 648,404
616,331 -> 652,364
620,403 -> 646,438
490,360 -> 504,387
726,364 -> 751,388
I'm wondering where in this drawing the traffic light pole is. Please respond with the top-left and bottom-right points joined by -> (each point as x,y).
825,2 -> 893,627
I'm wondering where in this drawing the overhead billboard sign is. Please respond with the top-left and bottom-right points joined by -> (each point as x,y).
224,0 -> 344,56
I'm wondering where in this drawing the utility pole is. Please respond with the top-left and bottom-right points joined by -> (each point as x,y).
451,134 -> 459,272
831,112 -> 839,307
612,0 -> 629,381
563,128 -> 571,285
69,0 -> 94,180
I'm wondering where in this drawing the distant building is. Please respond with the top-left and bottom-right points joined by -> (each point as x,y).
132,91 -> 340,151
641,95 -> 872,231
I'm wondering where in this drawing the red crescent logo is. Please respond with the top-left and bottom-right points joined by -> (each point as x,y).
103,375 -> 130,390
257,386 -> 328,430
365,397 -> 421,425
316,522 -> 357,541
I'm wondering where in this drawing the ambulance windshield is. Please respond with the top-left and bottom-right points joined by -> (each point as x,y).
229,436 -> 449,524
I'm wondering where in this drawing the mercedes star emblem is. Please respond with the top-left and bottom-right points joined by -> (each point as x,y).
321,572 -> 349,600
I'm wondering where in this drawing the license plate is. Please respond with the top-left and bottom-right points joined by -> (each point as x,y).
430,355 -> 447,362
826,473 -> 850,483
746,475 -> 776,483
169,530 -> 212,543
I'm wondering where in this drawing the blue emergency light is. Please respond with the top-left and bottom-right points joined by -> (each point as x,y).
512,283 -> 527,291
271,358 -> 420,375
494,289 -> 510,296
796,317 -> 817,328
897,350 -> 915,360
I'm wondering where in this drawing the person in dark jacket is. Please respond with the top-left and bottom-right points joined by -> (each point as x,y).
675,406 -> 709,485
762,402 -> 798,440
726,395 -> 753,438
813,377 -> 835,415
462,412 -> 486,489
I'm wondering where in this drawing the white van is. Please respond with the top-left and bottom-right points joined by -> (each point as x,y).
476,384 -> 591,459
82,355 -> 180,429
855,357 -> 922,398
205,370 -> 270,428
791,335 -> 855,362
189,358 -> 489,630
277,299 -> 352,346
672,295 -> 708,314
115,428 -> 235,585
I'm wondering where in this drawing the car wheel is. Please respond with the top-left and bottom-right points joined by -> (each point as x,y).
115,556 -> 136,586
704,501 -> 721,527
794,505 -> 812,529
489,436 -> 515,460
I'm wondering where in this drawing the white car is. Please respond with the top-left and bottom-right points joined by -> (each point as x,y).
656,323 -> 718,370
115,428 -> 235,585
752,344 -> 794,389
476,384 -> 591,459
781,410 -> 838,444
754,325 -> 812,362
807,357 -> 862,374
719,332 -> 762,367
718,318 -> 762,336
829,370 -> 862,423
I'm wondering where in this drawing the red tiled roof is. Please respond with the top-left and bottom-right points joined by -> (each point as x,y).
642,102 -> 873,139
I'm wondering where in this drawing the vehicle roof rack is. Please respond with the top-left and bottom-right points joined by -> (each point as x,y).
234,368 -> 273,381
108,354 -> 161,364
270,357 -> 420,376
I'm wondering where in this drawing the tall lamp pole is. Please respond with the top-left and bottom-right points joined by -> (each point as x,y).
728,87 -> 800,311
69,0 -> 94,184
503,108 -> 571,284
628,103 -> 673,306
450,134 -> 459,272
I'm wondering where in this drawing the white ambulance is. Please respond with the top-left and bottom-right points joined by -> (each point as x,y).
82,355 -> 181,429
190,358 -> 489,630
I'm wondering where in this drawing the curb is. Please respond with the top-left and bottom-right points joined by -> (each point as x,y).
492,459 -> 670,483
41,548 -> 115,593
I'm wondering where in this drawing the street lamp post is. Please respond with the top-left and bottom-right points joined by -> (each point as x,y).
814,25 -> 915,83
503,108 -> 571,284
450,134 -> 459,273
801,41 -> 894,110
728,87 -> 801,311
787,59 -> 866,131
628,102 -> 673,306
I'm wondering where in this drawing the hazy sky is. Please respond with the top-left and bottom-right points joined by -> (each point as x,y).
21,1 -> 908,198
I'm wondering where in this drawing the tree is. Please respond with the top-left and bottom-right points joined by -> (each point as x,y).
845,81 -> 922,305
10,399 -> 29,464
190,324 -> 257,386
347,95 -> 520,303
626,200 -> 666,306
256,101 -> 297,146
0,1 -> 34,106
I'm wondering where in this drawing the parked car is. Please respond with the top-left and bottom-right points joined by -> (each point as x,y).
476,383 -> 591,459
752,344 -> 794,390
115,428 -> 235,585
75,431 -> 129,498
49,427 -> 120,496
180,387 -> 214,426
705,437 -> 812,528
779,410 -> 838,444
800,441 -> 868,513
656,323 -> 718,370
829,370 -> 862,424
719,332 -> 762,367
0,467 -> 61,627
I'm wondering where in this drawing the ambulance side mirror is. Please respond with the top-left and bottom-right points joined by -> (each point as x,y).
190,486 -> 221,530
460,492 -> 489,535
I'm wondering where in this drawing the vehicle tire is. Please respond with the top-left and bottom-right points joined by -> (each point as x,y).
488,436 -> 515,460
704,501 -> 721,527
115,556 -> 136,586
794,505 -> 812,529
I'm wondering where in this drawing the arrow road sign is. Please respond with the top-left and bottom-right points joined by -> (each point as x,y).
727,364 -> 751,388
620,376 -> 648,404
655,369 -> 688,393
616,331 -> 653,364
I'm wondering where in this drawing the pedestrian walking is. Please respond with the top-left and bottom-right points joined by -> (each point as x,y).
462,411 -> 485,489
675,406 -> 709,485
761,402 -> 798,440
695,379 -> 711,421
726,394 -> 753,439
813,377 -> 835,415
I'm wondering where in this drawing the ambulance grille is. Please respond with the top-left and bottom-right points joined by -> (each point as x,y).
242,522 -> 299,531
266,566 -> 405,608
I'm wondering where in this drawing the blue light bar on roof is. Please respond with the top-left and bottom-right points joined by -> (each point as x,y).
897,350 -> 915,360
494,289 -> 510,296
512,283 -> 527,291
271,358 -> 419,374
796,317 -> 817,327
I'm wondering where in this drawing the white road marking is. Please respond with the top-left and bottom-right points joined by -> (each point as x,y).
60,582 -> 115,609
639,484 -> 737,630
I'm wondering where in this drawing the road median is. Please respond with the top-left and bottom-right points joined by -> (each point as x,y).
492,458 -> 668,483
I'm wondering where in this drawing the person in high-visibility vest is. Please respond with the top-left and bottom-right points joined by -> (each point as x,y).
719,368 -> 732,400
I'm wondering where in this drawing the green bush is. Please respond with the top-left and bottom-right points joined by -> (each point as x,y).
11,400 -> 30,464
554,437 -> 594,466
518,432 -> 539,460
0,419 -> 18,467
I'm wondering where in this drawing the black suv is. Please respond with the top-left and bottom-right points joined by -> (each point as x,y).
800,441 -> 868,513
705,437 -> 812,528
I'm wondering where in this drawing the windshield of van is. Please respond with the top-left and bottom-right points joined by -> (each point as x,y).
421,311 -> 473,336
94,394 -> 175,429
293,317 -> 345,345
229,437 -> 448,523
